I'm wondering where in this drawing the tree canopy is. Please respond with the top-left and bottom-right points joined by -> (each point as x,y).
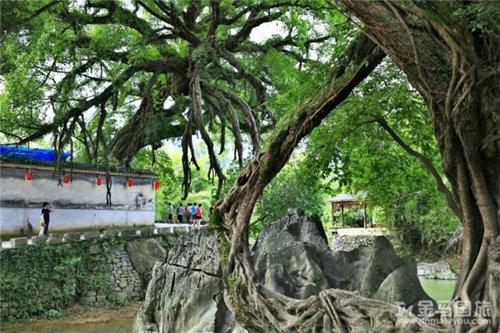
0,0 -> 465,266
1,0 -> 350,199
1,1 -> 499,331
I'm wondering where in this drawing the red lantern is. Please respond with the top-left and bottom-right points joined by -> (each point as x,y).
127,178 -> 134,187
25,170 -> 33,181
154,179 -> 160,190
96,176 -> 102,186
63,174 -> 70,184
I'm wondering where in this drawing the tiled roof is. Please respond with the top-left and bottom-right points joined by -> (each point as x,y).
0,156 -> 156,177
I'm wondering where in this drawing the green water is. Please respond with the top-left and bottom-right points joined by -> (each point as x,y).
0,318 -> 134,333
419,278 -> 456,303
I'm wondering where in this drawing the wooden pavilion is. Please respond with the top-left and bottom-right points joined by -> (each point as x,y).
327,193 -> 371,228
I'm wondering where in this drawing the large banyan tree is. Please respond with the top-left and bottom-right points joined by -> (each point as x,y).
1,0 -> 341,198
213,1 -> 499,332
1,0 -> 499,332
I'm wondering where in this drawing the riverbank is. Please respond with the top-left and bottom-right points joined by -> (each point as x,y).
0,302 -> 140,333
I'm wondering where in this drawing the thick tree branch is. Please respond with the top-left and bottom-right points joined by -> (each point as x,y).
17,58 -> 185,144
373,114 -> 463,220
217,33 -> 385,282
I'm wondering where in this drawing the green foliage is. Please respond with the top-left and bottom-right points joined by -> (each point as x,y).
305,62 -> 460,253
0,0 -> 467,262
388,193 -> 459,255
43,309 -> 64,319
334,207 -> 366,228
251,157 -> 326,236
0,240 -> 114,321
452,3 -> 500,33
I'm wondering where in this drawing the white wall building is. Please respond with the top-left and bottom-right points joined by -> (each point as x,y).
0,159 -> 157,238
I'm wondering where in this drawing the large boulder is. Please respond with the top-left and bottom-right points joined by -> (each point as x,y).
252,212 -> 433,305
136,212 -> 434,332
134,229 -> 244,333
252,214 -> 334,299
126,238 -> 167,280
326,236 -> 404,296
374,260 -> 436,310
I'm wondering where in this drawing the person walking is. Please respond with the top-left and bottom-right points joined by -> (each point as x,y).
191,203 -> 198,225
40,202 -> 53,236
186,203 -> 193,224
177,203 -> 184,224
168,203 -> 174,223
195,204 -> 203,225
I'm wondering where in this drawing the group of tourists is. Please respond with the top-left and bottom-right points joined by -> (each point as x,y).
167,202 -> 203,224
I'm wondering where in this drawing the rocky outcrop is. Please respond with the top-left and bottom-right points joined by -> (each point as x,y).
126,238 -> 167,280
252,213 -> 433,308
134,228 -> 243,333
137,213 -> 433,332
252,214 -> 332,299
417,262 -> 457,280
374,261 -> 435,310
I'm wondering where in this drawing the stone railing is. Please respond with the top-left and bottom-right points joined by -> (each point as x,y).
2,224 -> 204,249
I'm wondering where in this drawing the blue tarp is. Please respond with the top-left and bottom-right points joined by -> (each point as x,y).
0,145 -> 71,162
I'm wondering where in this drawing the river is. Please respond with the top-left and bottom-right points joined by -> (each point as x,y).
419,277 -> 456,303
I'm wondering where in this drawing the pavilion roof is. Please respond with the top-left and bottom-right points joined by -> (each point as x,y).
327,192 -> 367,204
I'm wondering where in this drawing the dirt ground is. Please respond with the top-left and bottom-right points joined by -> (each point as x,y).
0,302 -> 141,332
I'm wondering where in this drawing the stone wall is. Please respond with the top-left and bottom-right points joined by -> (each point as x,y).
0,226 -> 201,321
416,262 -> 457,280
0,164 -> 155,237
78,243 -> 145,306
331,234 -> 375,251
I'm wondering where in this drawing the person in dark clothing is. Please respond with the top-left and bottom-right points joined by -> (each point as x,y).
41,202 -> 53,236
167,203 -> 174,223
177,203 -> 184,224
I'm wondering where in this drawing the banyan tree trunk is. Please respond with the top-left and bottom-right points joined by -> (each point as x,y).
213,2 -> 499,332
213,34 -> 440,332
337,1 -> 499,331
212,33 -> 389,331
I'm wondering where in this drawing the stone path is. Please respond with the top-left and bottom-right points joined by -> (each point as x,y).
333,227 -> 389,236
1,223 -> 202,249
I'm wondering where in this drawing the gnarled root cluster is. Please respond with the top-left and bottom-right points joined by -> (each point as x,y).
228,282 -> 448,333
